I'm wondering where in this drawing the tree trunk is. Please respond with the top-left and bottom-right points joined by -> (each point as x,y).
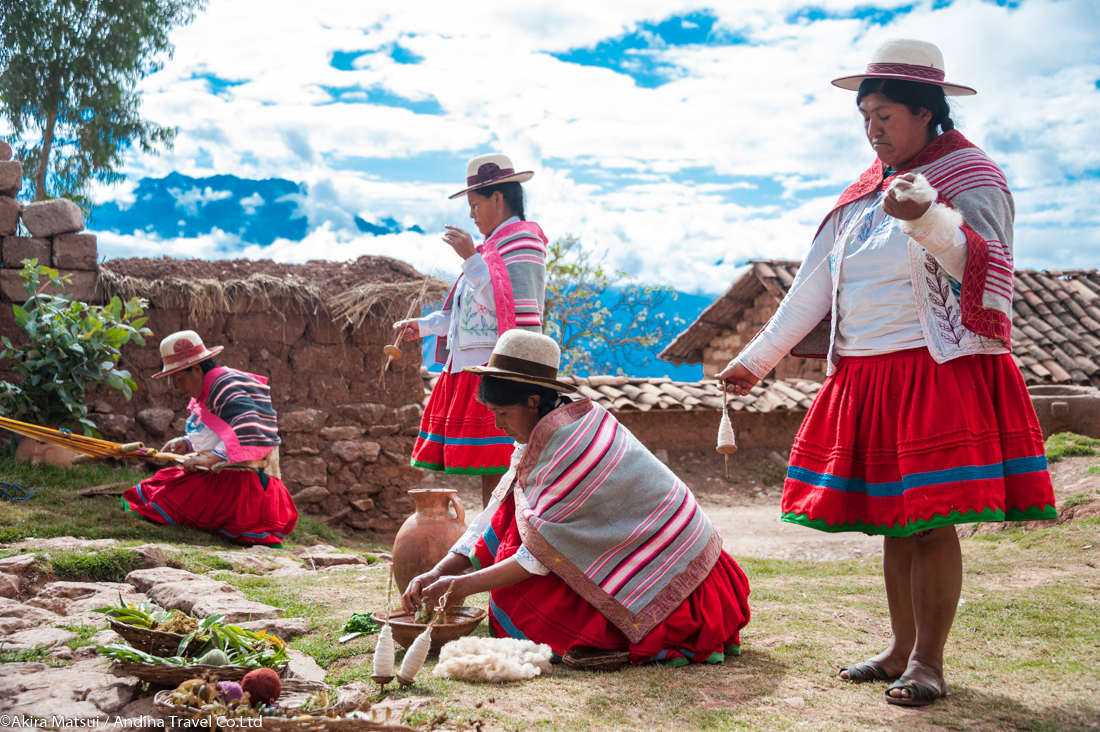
35,110 -> 57,201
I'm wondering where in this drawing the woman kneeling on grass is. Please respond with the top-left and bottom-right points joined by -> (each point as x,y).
716,40 -> 1056,706
403,330 -> 751,667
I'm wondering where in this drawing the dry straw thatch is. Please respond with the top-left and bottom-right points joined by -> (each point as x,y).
97,265 -> 450,327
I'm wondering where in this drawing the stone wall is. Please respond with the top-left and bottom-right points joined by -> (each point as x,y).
700,290 -> 826,382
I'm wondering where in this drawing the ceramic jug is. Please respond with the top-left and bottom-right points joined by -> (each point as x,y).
392,488 -> 467,593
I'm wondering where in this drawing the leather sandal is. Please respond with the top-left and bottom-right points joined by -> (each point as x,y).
839,660 -> 895,683
885,676 -> 947,707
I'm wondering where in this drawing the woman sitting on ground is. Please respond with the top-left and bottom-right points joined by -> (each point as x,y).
120,331 -> 298,548
404,330 -> 751,666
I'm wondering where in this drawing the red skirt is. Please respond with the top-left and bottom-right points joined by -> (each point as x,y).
121,467 -> 298,548
474,493 -> 751,666
411,369 -> 513,475
782,348 -> 1056,537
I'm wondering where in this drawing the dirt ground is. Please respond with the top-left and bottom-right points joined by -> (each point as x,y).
422,449 -> 1100,562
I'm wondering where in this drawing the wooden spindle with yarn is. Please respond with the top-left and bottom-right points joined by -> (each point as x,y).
371,570 -> 396,691
395,581 -> 455,687
383,274 -> 433,371
716,388 -> 737,479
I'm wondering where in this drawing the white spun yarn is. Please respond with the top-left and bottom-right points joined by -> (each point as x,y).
396,624 -> 433,684
716,408 -> 737,454
432,637 -> 554,683
372,623 -> 394,677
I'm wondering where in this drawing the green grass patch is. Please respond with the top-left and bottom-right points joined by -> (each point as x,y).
58,623 -> 102,650
49,547 -> 144,582
0,645 -> 65,666
755,459 -> 786,487
171,549 -> 235,575
288,515 -> 343,547
1088,464 -> 1100,476
1062,491 -> 1098,509
1044,432 -> 1100,462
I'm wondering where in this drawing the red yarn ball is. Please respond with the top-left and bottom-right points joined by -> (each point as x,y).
241,668 -> 282,706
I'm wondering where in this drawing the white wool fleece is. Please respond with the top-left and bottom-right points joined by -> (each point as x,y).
432,637 -> 554,683
887,173 -> 964,256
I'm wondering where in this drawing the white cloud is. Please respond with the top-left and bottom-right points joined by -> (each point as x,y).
168,186 -> 232,215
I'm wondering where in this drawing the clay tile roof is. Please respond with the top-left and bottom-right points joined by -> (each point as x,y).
421,368 -> 823,414
659,260 -> 801,366
660,259 -> 1100,388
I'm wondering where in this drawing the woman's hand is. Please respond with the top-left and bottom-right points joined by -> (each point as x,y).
182,452 -> 224,473
442,225 -> 477,260
161,437 -> 189,455
393,320 -> 420,342
402,568 -> 444,613
883,173 -> 933,221
715,361 -> 760,397
419,575 -> 465,612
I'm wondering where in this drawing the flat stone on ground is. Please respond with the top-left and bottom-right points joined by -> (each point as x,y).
286,649 -> 326,681
0,553 -> 38,575
216,552 -> 277,573
125,566 -> 207,593
0,573 -> 17,598
0,600 -> 61,625
14,537 -> 118,551
36,581 -> 131,600
131,544 -> 168,568
0,617 -> 33,635
189,595 -> 281,622
299,553 -> 368,568
2,626 -> 80,648
146,580 -> 242,614
0,659 -> 139,720
51,611 -> 109,630
296,544 -> 340,555
236,617 -> 309,640
89,629 -> 122,646
66,592 -> 148,615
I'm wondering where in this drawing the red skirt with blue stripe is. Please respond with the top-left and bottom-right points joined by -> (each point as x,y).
782,348 -> 1056,537
411,369 -> 514,475
120,467 -> 298,547
473,492 -> 752,666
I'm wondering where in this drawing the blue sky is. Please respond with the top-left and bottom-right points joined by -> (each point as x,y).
12,1 -> 1095,308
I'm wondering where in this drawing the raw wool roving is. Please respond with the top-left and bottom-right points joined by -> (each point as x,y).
887,173 -> 964,242
432,637 -> 554,683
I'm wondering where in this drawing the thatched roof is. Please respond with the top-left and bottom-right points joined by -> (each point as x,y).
98,255 -> 450,325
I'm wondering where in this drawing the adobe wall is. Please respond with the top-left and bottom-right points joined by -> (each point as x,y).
616,408 -> 808,453
700,291 -> 826,382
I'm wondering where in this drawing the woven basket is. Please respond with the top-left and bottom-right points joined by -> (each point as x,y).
112,660 -> 288,686
108,618 -> 201,657
562,647 -> 630,672
153,679 -> 326,715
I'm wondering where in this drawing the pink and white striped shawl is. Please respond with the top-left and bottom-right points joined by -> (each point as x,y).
506,397 -> 722,643
188,366 -> 280,463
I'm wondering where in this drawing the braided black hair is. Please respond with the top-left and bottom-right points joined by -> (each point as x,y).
478,375 -> 566,420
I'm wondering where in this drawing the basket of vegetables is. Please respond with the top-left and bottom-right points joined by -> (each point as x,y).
95,595 -> 204,657
99,613 -> 291,686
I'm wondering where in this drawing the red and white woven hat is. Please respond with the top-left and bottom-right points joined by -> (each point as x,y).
449,153 -> 534,199
832,39 -> 976,96
151,330 -> 224,379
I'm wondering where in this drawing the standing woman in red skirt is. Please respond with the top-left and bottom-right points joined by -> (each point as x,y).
396,154 -> 548,507
717,39 -> 1055,706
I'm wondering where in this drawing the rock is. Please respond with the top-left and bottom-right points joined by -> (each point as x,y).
236,617 -> 309,640
0,196 -> 18,236
87,680 -> 140,714
286,649 -> 326,681
50,646 -> 75,661
291,485 -> 330,504
0,659 -> 140,720
298,553 -> 367,569
131,544 -> 168,568
331,440 -> 381,463
280,409 -> 326,432
66,592 -> 147,616
0,553 -> 38,575
125,566 -> 207,594
1,236 -> 50,269
3,626 -> 80,648
19,198 -> 85,237
320,425 -> 365,440
367,423 -> 402,437
282,457 -> 329,488
96,413 -> 136,438
52,611 -> 108,630
146,581 -> 242,614
0,160 -> 21,196
16,536 -> 117,551
394,404 -> 423,425
0,599 -> 61,625
215,552 -> 277,573
135,408 -> 175,437
332,681 -> 373,714
36,581 -> 131,601
89,629 -> 122,646
190,595 -> 281,622
114,695 -> 168,724
349,497 -> 375,512
336,403 -> 387,426
25,597 -> 73,615
0,617 -> 33,635
297,544 -> 340,555
0,140 -> 10,161
0,573 -> 17,598
348,482 -> 384,496
783,696 -> 805,708
51,232 -> 98,270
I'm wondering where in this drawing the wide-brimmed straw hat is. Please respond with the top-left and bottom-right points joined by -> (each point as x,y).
832,39 -> 976,96
464,330 -> 577,393
448,153 -> 534,199
151,330 -> 223,379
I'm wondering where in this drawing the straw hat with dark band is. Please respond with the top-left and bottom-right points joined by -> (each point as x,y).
831,38 -> 976,96
151,330 -> 223,379
449,153 -> 534,200
464,330 -> 577,393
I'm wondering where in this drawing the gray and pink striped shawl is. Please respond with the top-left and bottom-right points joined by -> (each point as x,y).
189,366 -> 280,463
507,397 -> 721,643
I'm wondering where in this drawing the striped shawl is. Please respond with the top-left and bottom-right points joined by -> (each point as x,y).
434,220 -> 548,363
504,397 -> 721,643
189,366 -> 280,463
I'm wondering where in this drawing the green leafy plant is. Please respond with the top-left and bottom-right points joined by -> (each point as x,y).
543,235 -> 684,375
0,261 -> 151,434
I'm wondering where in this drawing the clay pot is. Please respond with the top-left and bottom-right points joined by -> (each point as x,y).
392,488 -> 466,594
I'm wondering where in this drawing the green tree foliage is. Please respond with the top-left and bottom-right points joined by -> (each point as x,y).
0,261 -> 152,433
543,235 -> 684,375
0,0 -> 207,209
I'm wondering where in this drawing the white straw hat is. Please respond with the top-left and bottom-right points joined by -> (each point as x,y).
448,153 -> 534,199
151,330 -> 223,379
832,39 -> 976,96
464,330 -> 577,393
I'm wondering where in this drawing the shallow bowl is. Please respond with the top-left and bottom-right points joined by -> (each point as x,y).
372,606 -> 487,653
